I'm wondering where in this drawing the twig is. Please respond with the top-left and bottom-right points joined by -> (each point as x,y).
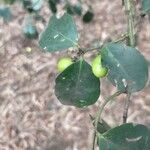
113,33 -> 128,43
122,0 -> 135,124
82,45 -> 103,53
82,33 -> 128,54
92,131 -> 96,150
124,0 -> 136,47
122,0 -> 124,6
123,92 -> 131,123
92,91 -> 122,150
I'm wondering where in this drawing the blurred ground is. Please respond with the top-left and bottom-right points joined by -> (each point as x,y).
0,0 -> 150,150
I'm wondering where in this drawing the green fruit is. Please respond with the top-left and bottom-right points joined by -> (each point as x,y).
57,57 -> 73,72
92,64 -> 108,78
92,55 -> 108,78
92,55 -> 102,66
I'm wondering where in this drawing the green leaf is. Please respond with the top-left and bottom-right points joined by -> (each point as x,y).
22,0 -> 32,12
82,10 -> 94,23
66,4 -> 75,15
39,13 -> 78,52
48,0 -> 59,14
0,7 -> 12,22
23,15 -> 38,39
23,0 -> 43,12
55,59 -> 100,108
23,24 -> 38,39
73,4 -> 82,16
101,43 -> 148,93
142,0 -> 150,14
98,123 -> 150,150
65,3 -> 82,16
32,0 -> 43,11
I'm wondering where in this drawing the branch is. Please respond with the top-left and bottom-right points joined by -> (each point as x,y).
92,91 -> 122,150
81,33 -> 128,54
113,33 -> 128,43
122,0 -> 135,124
124,0 -> 136,47
123,92 -> 131,123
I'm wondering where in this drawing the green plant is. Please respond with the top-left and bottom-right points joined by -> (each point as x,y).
1,0 -> 150,149
23,15 -> 39,39
39,0 -> 150,149
0,6 -> 12,22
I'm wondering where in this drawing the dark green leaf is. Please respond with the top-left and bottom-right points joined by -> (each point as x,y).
101,43 -> 148,93
82,10 -> 94,23
23,24 -> 38,39
66,4 -> 74,15
22,0 -> 33,12
65,3 -> 82,16
55,59 -> 100,108
23,15 -> 38,39
73,4 -> 82,16
98,123 -> 150,150
23,0 -> 43,12
48,0 -> 57,13
39,13 -> 78,52
142,0 -> 150,14
0,7 -> 12,22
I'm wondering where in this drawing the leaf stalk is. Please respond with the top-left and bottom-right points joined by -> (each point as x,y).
92,91 -> 122,150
